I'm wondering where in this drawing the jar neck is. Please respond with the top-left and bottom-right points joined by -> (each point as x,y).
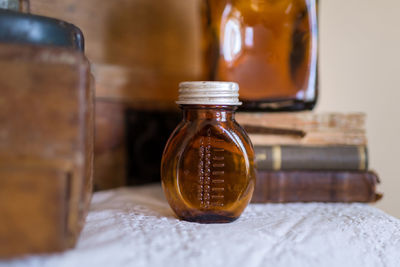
181,105 -> 237,122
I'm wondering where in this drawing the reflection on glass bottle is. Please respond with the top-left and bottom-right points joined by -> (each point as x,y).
202,0 -> 318,111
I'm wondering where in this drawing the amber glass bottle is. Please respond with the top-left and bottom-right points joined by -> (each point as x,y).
161,82 -> 255,223
202,0 -> 318,111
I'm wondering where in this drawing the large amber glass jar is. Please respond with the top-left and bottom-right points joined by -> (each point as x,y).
202,0 -> 318,111
161,82 -> 256,223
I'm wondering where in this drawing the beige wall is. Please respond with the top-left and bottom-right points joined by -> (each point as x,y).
318,0 -> 400,217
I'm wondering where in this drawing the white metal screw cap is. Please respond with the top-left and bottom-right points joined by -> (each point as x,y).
176,81 -> 242,106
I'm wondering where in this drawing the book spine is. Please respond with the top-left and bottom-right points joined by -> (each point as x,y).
251,171 -> 382,203
255,145 -> 368,171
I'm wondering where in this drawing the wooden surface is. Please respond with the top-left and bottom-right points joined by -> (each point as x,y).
0,167 -> 69,256
94,99 -> 181,190
92,63 -> 194,109
30,0 -> 202,188
236,112 -> 367,145
0,43 -> 93,258
31,0 -> 202,107
94,100 -> 126,190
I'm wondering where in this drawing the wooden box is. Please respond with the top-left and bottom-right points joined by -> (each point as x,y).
94,100 -> 180,189
30,0 -> 201,189
31,0 -> 202,106
0,43 -> 93,258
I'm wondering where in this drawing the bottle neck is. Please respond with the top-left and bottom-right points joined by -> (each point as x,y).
181,105 -> 237,122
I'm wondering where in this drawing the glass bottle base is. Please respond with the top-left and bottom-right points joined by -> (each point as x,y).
179,213 -> 239,224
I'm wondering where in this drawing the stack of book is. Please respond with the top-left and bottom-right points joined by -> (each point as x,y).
236,112 -> 382,203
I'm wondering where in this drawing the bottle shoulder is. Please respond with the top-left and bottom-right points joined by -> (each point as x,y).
163,119 -> 254,161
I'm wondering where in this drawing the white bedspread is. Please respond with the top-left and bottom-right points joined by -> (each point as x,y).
2,184 -> 400,267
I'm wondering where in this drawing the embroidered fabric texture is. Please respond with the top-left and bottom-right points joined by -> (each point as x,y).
2,185 -> 400,267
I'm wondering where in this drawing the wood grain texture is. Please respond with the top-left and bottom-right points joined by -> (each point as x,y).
31,0 -> 202,107
236,112 -> 367,145
0,43 -> 93,258
92,63 -> 196,109
94,99 -> 181,190
0,167 -> 69,257
30,0 -> 202,186
94,100 -> 127,190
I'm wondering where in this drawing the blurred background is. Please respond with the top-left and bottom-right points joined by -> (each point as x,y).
319,0 -> 400,218
1,0 -> 399,259
28,0 -> 400,217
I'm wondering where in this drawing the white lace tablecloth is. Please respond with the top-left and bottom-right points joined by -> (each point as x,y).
2,184 -> 400,267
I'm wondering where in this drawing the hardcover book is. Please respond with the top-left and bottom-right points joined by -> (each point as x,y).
255,145 -> 368,171
236,112 -> 366,146
251,171 -> 382,203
